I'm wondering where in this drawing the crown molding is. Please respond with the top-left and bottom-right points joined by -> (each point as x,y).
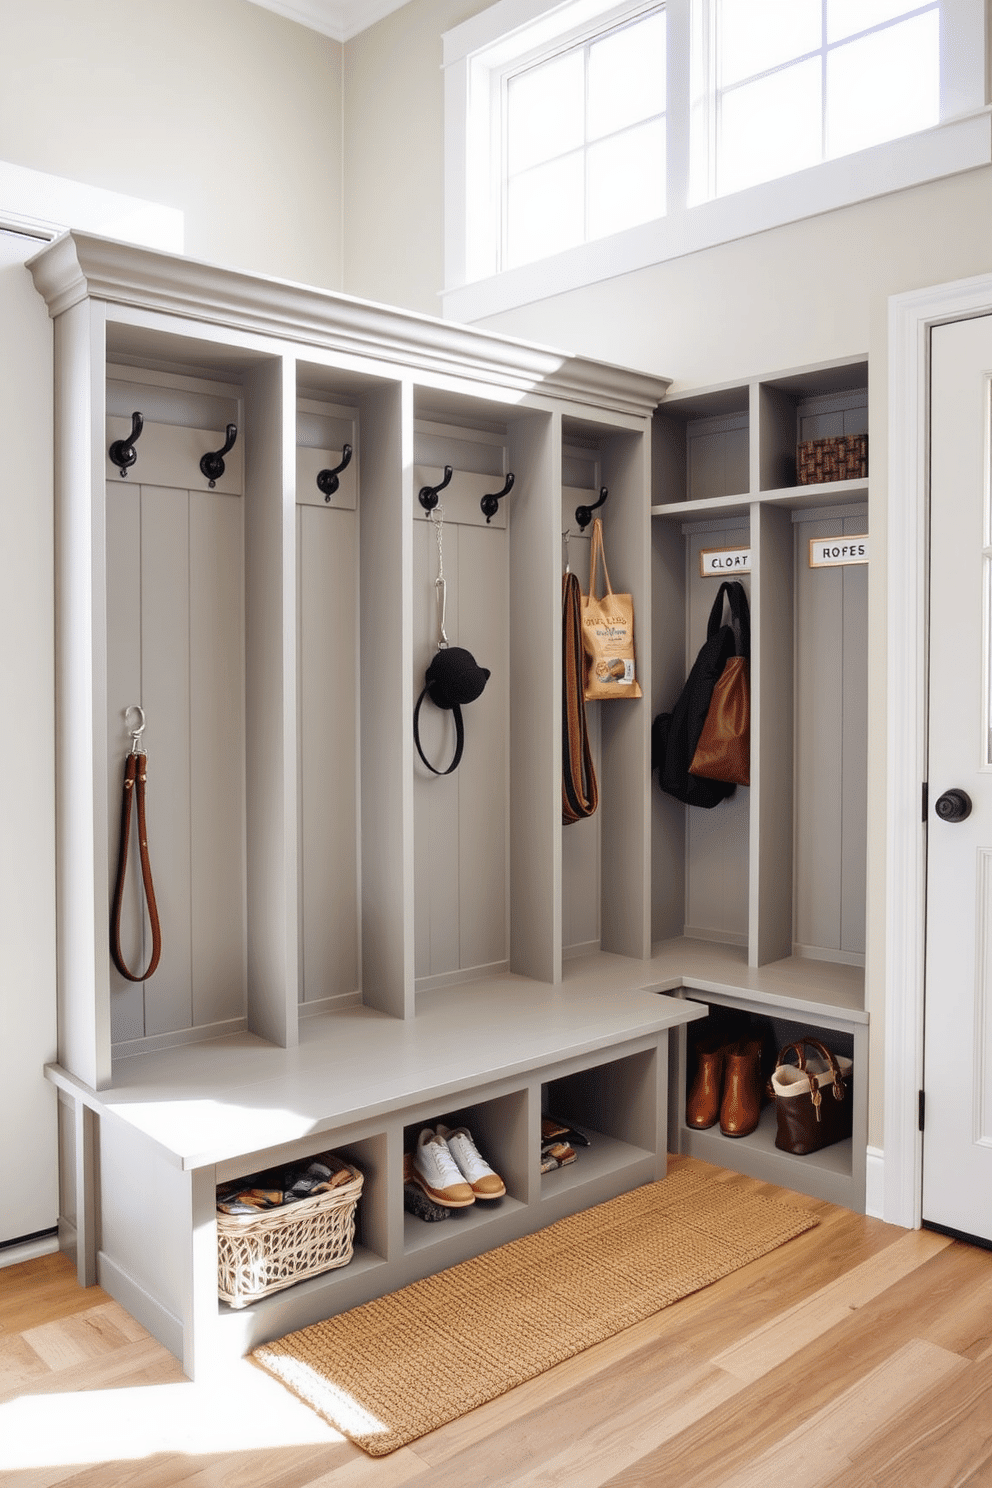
244,0 -> 413,42
26,232 -> 672,419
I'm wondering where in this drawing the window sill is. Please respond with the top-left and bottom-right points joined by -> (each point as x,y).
441,109 -> 992,324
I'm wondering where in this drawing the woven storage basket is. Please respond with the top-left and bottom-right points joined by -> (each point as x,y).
217,1156 -> 363,1309
797,434 -> 868,485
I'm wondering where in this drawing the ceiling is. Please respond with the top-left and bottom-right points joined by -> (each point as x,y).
245,0 -> 413,42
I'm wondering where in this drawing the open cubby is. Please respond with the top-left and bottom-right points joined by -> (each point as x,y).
670,995 -> 866,1209
653,384 -> 751,506
758,361 -> 868,494
559,414 -> 653,966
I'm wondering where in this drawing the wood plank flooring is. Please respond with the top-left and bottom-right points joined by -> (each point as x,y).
2,1157 -> 991,1487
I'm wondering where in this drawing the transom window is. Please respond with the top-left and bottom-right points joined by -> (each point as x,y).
442,0 -> 988,320
503,8 -> 667,269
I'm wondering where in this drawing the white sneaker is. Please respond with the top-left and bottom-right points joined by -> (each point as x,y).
412,1128 -> 475,1207
436,1124 -> 506,1199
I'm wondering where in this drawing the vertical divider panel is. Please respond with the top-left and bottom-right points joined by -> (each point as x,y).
599,430 -> 652,959
56,300 -> 112,1089
508,410 -> 560,985
757,382 -> 798,491
651,515 -> 687,942
749,502 -> 795,965
244,356 -> 299,1047
360,381 -> 414,1019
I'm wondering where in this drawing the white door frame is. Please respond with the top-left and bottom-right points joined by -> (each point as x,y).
885,270 -> 992,1228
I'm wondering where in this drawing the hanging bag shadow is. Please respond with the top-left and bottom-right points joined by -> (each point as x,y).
652,580 -> 750,808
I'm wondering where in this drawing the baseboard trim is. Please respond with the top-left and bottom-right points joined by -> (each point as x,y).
97,1251 -> 184,1363
0,1229 -> 60,1269
866,1145 -> 885,1219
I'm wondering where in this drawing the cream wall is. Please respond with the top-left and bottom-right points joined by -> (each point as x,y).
0,0 -> 344,287
341,0 -> 992,1152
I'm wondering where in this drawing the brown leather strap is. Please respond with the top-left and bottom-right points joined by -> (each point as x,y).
110,750 -> 162,981
776,1038 -> 847,1117
562,570 -> 598,824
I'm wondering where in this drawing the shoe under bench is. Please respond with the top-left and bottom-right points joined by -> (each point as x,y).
45,956 -> 708,1380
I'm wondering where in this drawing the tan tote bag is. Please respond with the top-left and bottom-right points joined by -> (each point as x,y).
581,518 -> 642,701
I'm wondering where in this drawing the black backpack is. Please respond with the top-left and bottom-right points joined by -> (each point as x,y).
652,580 -> 750,808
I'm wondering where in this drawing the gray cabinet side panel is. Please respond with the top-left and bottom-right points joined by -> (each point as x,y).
360,382 -> 414,1018
750,503 -> 795,966
244,358 -> 299,1047
508,412 -> 560,985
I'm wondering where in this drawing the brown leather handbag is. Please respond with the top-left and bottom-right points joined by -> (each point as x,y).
689,583 -> 750,786
770,1038 -> 853,1155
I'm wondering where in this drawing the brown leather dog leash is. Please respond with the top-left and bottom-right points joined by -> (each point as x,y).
562,563 -> 598,823
110,707 -> 162,981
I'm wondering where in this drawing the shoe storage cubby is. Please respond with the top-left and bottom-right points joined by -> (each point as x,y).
669,993 -> 867,1209
401,1090 -> 527,1254
541,1046 -> 659,1204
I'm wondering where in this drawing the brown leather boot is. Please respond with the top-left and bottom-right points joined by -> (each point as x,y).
686,1043 -> 726,1129
720,1038 -> 763,1137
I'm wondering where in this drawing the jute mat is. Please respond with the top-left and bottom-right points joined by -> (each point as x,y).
251,1165 -> 817,1456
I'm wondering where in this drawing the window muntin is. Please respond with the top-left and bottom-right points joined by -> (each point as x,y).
502,7 -> 667,270
712,1 -> 940,197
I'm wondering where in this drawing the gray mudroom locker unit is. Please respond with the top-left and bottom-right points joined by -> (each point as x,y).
30,230 -> 867,1380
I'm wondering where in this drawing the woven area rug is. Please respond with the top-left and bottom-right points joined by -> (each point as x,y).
251,1165 -> 817,1456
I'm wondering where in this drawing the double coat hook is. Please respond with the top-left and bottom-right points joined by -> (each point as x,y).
317,444 -> 353,501
109,412 -> 144,478
200,425 -> 238,488
575,486 -> 609,531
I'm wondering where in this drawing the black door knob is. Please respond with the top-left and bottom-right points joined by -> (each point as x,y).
935,788 -> 972,822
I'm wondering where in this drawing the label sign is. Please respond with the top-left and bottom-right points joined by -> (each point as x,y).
809,536 -> 869,568
699,546 -> 751,577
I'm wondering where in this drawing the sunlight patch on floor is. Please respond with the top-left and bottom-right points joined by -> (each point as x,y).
0,1358 -> 342,1470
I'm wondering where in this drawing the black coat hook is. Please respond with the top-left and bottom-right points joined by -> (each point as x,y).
575,486 -> 609,531
109,411 -> 144,478
419,465 -> 452,512
317,444 -> 353,501
481,471 -> 514,524
200,424 -> 238,488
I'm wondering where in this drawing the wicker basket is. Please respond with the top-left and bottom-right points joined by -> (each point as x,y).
217,1155 -> 363,1309
797,434 -> 868,485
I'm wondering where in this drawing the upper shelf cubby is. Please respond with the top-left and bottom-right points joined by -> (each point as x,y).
757,359 -> 868,496
653,384 -> 750,509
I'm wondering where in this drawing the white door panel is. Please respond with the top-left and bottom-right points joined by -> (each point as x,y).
925,313 -> 992,1242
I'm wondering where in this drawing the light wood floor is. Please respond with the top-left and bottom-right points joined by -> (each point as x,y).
2,1156 -> 992,1487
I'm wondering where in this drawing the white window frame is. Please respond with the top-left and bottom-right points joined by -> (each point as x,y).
442,0 -> 989,323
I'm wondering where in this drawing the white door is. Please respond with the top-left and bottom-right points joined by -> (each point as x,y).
925,312 -> 992,1243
